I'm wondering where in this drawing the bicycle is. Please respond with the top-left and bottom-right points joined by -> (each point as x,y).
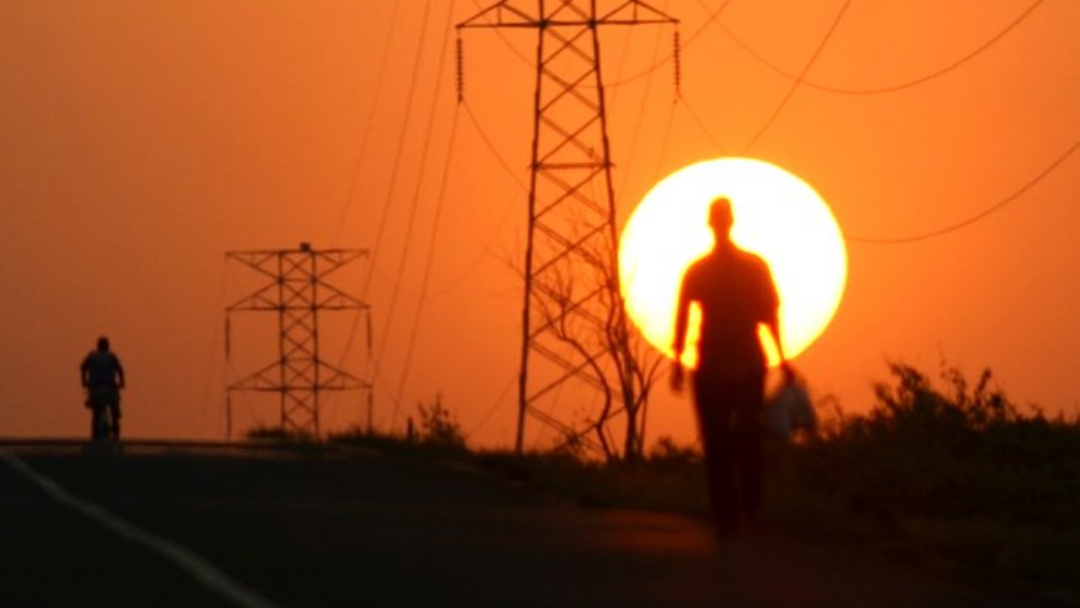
84,387 -> 121,443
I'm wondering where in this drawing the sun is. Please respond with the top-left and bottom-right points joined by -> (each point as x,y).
619,157 -> 847,368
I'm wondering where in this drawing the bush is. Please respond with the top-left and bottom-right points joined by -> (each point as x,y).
416,394 -> 466,450
245,424 -> 317,445
797,361 -> 1080,523
647,435 -> 702,468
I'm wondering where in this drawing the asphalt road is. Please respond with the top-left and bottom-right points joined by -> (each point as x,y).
0,441 -> 1074,608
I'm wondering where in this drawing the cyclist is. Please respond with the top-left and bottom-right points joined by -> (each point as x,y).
80,336 -> 125,440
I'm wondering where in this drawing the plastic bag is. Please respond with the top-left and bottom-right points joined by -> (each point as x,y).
765,381 -> 817,439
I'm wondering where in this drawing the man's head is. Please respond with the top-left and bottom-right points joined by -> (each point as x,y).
97,336 -> 110,352
708,197 -> 734,241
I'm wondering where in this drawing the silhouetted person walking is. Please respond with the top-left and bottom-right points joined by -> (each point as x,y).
671,197 -> 791,536
80,336 -> 125,440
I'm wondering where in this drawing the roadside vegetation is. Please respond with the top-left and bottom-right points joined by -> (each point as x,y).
250,362 -> 1080,593
782,362 -> 1080,590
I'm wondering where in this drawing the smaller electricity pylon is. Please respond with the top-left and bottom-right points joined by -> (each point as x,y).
225,243 -> 371,439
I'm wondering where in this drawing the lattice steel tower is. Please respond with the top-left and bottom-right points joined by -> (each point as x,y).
225,244 -> 371,438
458,1 -> 677,454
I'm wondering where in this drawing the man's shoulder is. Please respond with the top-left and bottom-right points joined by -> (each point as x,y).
730,248 -> 772,277
731,247 -> 767,265
685,248 -> 770,279
683,254 -> 717,284
684,255 -> 709,274
83,351 -> 120,365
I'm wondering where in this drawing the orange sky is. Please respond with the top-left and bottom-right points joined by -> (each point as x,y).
1,1 -> 1077,449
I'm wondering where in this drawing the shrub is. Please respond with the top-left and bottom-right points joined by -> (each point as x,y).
245,424 -> 317,444
647,435 -> 702,468
798,361 -> 1080,523
417,394 -> 466,450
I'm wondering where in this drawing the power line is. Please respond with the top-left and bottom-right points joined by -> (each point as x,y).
678,93 -> 727,153
711,0 -> 1048,96
363,204 -> 517,301
371,0 -> 458,429
331,2 -> 402,246
740,0 -> 853,154
666,2 -> 1074,246
607,4 -> 645,106
464,0 -> 533,70
650,95 -> 679,186
847,139 -> 1079,244
329,0 -> 434,429
360,0 -> 435,300
363,228 -> 501,301
392,105 -> 460,412
336,0 -> 434,371
601,0 -> 735,88
616,0 -> 675,197
464,374 -> 517,440
462,101 -> 529,192
354,99 -> 524,305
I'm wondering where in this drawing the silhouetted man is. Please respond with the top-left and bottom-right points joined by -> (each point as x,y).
671,197 -> 791,536
80,336 -> 125,440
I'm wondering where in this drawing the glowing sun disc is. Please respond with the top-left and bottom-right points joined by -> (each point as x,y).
619,158 -> 847,367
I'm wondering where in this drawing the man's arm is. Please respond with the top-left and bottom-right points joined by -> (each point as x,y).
767,314 -> 795,383
113,355 -> 126,389
670,275 -> 692,392
79,358 -> 88,388
766,313 -> 783,360
761,268 -> 795,383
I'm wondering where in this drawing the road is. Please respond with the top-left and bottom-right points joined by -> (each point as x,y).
0,441 -> 1073,608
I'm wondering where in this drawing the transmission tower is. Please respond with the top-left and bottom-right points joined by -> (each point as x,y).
458,1 -> 677,455
225,243 -> 372,438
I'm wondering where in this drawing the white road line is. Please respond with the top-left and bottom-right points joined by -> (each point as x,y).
1,452 -> 282,608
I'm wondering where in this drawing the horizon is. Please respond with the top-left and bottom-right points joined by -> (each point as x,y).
2,0 -> 1078,447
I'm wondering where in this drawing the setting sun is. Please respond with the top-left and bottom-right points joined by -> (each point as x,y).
619,158 -> 847,368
